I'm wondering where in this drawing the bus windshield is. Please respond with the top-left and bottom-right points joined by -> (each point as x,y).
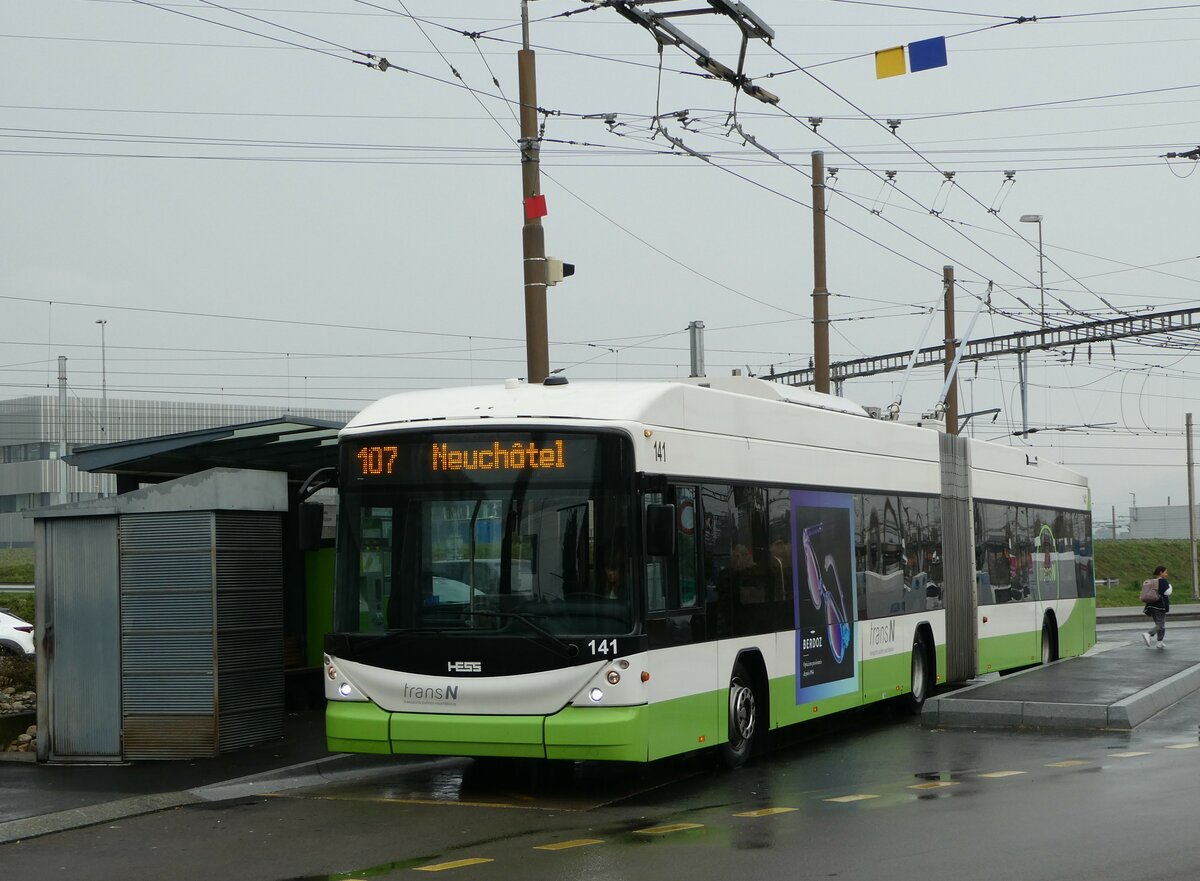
335,430 -> 635,637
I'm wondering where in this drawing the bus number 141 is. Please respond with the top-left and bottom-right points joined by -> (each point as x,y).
588,639 -> 617,656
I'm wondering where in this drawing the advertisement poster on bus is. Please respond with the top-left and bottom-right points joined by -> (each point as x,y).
792,490 -> 858,705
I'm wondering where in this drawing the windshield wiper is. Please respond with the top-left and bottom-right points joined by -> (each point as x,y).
454,610 -> 579,658
350,613 -> 577,658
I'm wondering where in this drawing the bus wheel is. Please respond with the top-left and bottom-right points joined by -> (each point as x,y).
905,631 -> 932,714
1041,623 -> 1057,665
720,662 -> 758,768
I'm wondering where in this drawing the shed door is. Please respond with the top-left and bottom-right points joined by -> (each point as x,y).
46,516 -> 121,761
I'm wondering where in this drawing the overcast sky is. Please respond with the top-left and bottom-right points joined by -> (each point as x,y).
5,0 -> 1200,522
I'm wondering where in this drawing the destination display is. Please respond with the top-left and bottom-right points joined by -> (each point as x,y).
345,432 -> 610,486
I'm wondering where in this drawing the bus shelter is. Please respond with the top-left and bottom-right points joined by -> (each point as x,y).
29,418 -> 342,762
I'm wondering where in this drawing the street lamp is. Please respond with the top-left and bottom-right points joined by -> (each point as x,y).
95,319 -> 107,436
1019,214 -> 1045,330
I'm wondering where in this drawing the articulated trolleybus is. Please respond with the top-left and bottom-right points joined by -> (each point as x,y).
324,376 -> 1094,766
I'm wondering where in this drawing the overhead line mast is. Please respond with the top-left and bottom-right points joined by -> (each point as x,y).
767,305 -> 1200,386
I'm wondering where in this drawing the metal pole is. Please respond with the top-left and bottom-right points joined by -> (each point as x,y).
96,319 -> 108,437
1037,219 -> 1045,332
519,0 -> 549,384
1111,505 -> 1116,542
943,265 -> 958,434
57,355 -> 68,459
1018,350 -> 1029,438
812,151 -> 830,395
57,355 -> 69,505
688,320 -> 706,377
1187,412 -> 1198,599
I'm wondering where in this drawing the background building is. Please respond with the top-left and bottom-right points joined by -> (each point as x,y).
1126,504 -> 1200,540
0,395 -> 356,547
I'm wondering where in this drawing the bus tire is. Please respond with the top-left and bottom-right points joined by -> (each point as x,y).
905,630 -> 933,714
1041,620 -> 1058,665
720,661 -> 759,768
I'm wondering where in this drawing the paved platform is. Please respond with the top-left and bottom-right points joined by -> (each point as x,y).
923,627 -> 1200,731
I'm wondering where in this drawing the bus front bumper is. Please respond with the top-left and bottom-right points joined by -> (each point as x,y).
326,701 -> 649,762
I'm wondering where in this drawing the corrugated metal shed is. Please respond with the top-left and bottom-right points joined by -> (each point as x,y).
33,468 -> 287,762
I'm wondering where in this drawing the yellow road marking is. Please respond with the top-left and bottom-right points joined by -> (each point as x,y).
414,858 -> 494,872
1110,751 -> 1152,758
533,839 -> 604,851
1045,760 -> 1088,768
733,807 -> 798,817
908,781 -> 956,790
977,771 -> 1026,779
825,794 -> 880,803
635,823 -> 704,835
277,793 -> 534,810
1166,743 -> 1200,750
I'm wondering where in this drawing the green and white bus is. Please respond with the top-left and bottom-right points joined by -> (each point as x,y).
324,376 -> 1094,765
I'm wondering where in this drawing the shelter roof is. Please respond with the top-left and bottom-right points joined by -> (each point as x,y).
66,416 -> 344,483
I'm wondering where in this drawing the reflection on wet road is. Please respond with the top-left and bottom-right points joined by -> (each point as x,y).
265,688 -> 1200,879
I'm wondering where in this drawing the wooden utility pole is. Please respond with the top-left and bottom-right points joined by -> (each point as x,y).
518,0 -> 549,383
943,265 -> 958,435
812,151 -> 830,394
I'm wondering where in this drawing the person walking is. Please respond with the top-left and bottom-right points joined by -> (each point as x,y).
1141,565 -> 1173,649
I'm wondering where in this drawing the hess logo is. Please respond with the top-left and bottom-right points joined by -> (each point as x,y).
448,661 -> 482,673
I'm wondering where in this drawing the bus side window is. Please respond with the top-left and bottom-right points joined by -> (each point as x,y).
675,486 -> 699,608
644,486 -> 700,613
644,492 -> 668,612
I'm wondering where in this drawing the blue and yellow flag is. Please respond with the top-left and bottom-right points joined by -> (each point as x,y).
875,36 -> 947,79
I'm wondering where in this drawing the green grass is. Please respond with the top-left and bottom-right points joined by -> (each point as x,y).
0,548 -> 34,584
1,592 -> 34,622
1094,539 -> 1196,607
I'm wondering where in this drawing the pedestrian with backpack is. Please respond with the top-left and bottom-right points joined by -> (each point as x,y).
1140,566 -> 1172,649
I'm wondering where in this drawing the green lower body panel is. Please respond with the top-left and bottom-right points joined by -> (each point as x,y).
769,678 -> 863,728
546,705 -> 649,762
978,629 -> 1039,672
327,701 -> 393,754
326,701 -> 651,761
647,690 -> 719,761
860,651 -> 911,704
1058,598 -> 1097,657
390,712 -> 546,758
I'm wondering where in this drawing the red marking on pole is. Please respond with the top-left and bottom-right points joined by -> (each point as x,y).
524,194 -> 547,220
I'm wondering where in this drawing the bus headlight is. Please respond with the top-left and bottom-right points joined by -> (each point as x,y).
339,682 -> 353,697
589,687 -> 604,703
606,670 -> 621,685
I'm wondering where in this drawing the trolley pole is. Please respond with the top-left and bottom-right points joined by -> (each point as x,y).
518,0 -> 549,384
812,151 -> 830,394
943,265 -> 958,435
1187,412 -> 1198,599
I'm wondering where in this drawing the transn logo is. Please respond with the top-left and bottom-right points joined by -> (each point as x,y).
447,661 -> 482,673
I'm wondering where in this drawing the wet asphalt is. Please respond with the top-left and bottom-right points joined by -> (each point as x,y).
0,621 -> 1197,881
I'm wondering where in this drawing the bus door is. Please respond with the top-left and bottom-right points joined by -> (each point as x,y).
644,485 -> 718,760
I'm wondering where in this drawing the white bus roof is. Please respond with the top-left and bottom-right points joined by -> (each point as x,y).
342,377 -> 1087,501
343,376 -> 868,433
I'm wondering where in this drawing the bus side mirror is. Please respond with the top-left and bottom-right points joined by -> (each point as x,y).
645,504 -> 676,557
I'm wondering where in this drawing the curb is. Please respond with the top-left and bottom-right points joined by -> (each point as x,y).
188,753 -> 453,803
0,753 -> 457,845
1110,660 -> 1200,728
0,792 -> 200,846
922,657 -> 1200,731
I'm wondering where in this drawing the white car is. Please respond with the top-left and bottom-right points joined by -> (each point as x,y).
0,609 -> 35,657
